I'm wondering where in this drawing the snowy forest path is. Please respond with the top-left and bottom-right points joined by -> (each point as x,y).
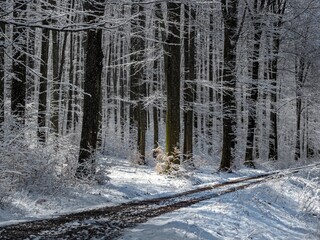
0,164 -> 319,239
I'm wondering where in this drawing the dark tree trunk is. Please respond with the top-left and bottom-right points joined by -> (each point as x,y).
0,22 -> 4,128
130,2 -> 147,164
119,38 -> 125,143
295,57 -> 310,160
11,1 -> 27,124
165,3 -> 181,163
268,35 -> 280,160
51,29 -> 60,134
152,51 -> 159,151
38,27 -> 50,143
268,0 -> 286,161
67,33 -> 74,133
220,0 -> 239,171
76,1 -> 105,178
245,0 -> 266,167
52,32 -> 68,135
207,12 -> 214,156
183,5 -> 195,164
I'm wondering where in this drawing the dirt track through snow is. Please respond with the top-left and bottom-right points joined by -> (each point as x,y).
0,164 -> 317,239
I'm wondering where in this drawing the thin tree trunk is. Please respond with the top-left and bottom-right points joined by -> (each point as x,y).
119,38 -> 125,143
268,32 -> 280,160
0,22 -> 5,127
67,33 -> 74,133
183,5 -> 195,164
130,2 -> 147,163
268,0 -> 286,161
207,12 -> 214,156
38,27 -> 50,143
11,1 -> 27,124
51,29 -> 60,134
245,0 -> 266,167
295,57 -> 310,160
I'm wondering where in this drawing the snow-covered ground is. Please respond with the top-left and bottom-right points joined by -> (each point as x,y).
0,157 -> 319,239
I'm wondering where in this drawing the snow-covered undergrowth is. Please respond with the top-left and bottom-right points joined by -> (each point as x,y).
0,119 -> 80,213
0,148 -> 319,239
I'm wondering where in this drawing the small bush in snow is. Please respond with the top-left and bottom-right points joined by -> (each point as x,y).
153,146 -> 180,174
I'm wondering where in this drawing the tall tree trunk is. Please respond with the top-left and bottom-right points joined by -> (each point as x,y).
207,12 -> 214,156
268,0 -> 286,160
51,29 -> 60,134
245,0 -> 265,167
130,2 -> 147,164
119,37 -> 125,143
183,5 -> 195,164
165,3 -> 181,163
0,22 -> 4,128
152,46 -> 159,151
38,27 -> 50,143
11,1 -> 27,124
67,33 -> 75,133
295,57 -> 310,160
268,35 -> 280,160
220,0 -> 239,171
76,1 -> 105,178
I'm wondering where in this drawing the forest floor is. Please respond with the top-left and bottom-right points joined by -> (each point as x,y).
0,157 -> 319,239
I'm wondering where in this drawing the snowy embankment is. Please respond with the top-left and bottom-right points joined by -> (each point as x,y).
0,157 -> 319,239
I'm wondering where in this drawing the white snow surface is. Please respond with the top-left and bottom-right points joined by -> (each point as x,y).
0,157 -> 319,240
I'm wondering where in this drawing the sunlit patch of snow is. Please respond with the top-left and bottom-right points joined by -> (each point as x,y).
120,167 -> 319,240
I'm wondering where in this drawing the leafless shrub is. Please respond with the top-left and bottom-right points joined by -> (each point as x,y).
152,146 -> 180,175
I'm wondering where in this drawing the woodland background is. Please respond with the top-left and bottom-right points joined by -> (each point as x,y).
0,0 -> 320,198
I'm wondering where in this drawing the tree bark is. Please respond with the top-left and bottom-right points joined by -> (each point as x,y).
51,29 -> 60,134
11,1 -> 27,124
245,0 -> 266,167
183,5 -> 195,164
130,2 -> 147,164
295,57 -> 310,160
220,0 -> 239,171
165,3 -> 181,163
76,1 -> 105,178
0,22 -> 5,127
38,27 -> 50,143
268,0 -> 286,160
